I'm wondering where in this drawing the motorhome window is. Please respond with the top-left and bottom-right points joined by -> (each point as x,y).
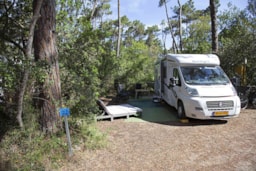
181,66 -> 230,85
173,68 -> 181,86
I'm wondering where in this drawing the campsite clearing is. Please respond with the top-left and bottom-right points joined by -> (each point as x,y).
60,108 -> 256,171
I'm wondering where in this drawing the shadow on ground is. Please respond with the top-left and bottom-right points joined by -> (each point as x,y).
0,112 -> 14,143
126,97 -> 228,126
0,112 -> 15,171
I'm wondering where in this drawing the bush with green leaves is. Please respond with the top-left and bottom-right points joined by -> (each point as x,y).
0,107 -> 107,170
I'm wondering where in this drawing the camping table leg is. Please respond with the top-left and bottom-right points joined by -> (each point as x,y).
135,89 -> 151,99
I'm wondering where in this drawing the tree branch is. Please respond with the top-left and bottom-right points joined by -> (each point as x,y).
16,0 -> 43,128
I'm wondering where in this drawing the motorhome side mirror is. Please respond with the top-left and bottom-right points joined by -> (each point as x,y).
169,78 -> 176,87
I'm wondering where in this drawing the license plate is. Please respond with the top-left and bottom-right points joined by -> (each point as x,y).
214,111 -> 229,116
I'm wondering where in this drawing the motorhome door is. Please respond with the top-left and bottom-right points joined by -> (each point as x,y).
168,68 -> 181,108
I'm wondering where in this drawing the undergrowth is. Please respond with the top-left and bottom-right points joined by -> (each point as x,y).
0,112 -> 107,171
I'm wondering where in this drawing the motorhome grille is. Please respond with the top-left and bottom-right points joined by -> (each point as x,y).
206,100 -> 234,109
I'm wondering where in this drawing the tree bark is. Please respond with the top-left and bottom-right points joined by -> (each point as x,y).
90,0 -> 97,22
178,0 -> 183,52
16,0 -> 43,128
163,0 -> 178,53
116,0 -> 121,57
33,0 -> 62,133
210,0 -> 218,53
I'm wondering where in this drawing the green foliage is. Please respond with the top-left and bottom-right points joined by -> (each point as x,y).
0,106 -> 106,170
218,3 -> 256,85
117,41 -> 157,89
0,103 -> 65,170
0,55 -> 24,119
1,127 -> 77,170
57,1 -> 161,116
182,15 -> 211,53
0,0 -> 32,43
0,0 -> 34,120
68,117 -> 107,150
59,19 -> 104,115
1,1 -> 256,170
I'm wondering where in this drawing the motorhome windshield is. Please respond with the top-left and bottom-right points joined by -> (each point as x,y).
181,66 -> 230,85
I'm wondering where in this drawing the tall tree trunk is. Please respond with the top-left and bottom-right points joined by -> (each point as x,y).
16,0 -> 43,128
178,0 -> 183,52
163,0 -> 178,53
116,0 -> 121,57
161,21 -> 168,54
210,0 -> 218,53
90,0 -> 97,22
34,0 -> 62,133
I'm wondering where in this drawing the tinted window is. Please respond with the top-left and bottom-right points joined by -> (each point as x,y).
181,66 -> 230,85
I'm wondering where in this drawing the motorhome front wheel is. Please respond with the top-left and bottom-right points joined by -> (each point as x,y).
177,101 -> 186,119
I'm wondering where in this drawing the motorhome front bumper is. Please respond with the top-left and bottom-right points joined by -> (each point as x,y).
182,96 -> 241,120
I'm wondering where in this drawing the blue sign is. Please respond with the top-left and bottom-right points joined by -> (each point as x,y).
59,108 -> 70,117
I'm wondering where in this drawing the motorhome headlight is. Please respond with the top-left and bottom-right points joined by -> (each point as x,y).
186,87 -> 199,96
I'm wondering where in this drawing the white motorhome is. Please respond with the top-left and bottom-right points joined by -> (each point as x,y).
154,54 -> 241,120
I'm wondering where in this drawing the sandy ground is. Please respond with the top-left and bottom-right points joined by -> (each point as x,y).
59,109 -> 256,171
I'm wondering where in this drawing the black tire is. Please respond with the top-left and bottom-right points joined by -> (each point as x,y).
177,101 -> 186,119
239,93 -> 249,109
252,97 -> 256,109
240,98 -> 249,109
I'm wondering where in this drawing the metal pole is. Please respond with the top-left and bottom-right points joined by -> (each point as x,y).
64,115 -> 73,156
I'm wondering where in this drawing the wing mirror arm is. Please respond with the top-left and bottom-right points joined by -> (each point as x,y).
169,78 -> 176,88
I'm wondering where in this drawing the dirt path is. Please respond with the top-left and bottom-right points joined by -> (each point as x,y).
60,109 -> 256,171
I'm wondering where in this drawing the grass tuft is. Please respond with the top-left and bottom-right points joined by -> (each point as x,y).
0,114 -> 107,170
